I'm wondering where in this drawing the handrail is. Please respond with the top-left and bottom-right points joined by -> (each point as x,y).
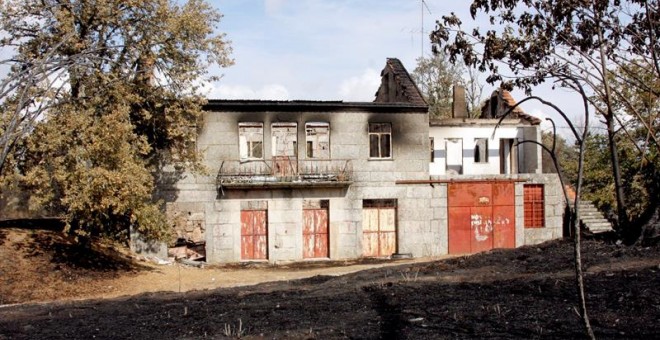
217,158 -> 352,185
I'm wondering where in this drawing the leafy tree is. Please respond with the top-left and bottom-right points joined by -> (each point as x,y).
411,52 -> 483,118
0,0 -> 232,242
431,0 -> 660,239
411,53 -> 463,118
541,131 -> 577,180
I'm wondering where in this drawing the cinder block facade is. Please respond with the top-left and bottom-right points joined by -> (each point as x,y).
161,58 -> 565,263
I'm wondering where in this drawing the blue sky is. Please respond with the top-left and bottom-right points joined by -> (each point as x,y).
206,0 -> 477,100
205,0 -> 589,138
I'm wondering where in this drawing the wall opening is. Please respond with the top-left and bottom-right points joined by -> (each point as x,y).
474,138 -> 488,163
446,138 -> 463,174
368,123 -> 392,159
305,122 -> 330,159
238,122 -> 264,160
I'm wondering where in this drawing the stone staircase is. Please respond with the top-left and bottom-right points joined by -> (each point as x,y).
573,200 -> 614,234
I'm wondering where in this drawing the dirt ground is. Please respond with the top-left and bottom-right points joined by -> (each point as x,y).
0,227 -> 659,339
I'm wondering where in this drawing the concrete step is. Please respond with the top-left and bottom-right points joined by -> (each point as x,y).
584,222 -> 613,232
580,216 -> 609,222
570,200 -> 614,233
584,221 -> 612,228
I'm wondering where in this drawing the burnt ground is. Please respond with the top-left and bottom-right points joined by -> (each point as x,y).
0,227 -> 659,339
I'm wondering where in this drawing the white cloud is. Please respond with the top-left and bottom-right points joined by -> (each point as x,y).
264,0 -> 286,16
258,84 -> 290,100
202,82 -> 290,100
338,68 -> 380,101
530,108 -> 552,130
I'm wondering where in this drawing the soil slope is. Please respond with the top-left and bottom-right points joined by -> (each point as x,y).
0,227 -> 658,339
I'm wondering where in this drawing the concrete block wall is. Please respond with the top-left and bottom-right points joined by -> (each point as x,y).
518,173 -> 565,245
164,105 -> 563,263
166,108 -> 436,263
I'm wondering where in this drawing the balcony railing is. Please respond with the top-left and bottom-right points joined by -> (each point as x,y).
217,157 -> 353,190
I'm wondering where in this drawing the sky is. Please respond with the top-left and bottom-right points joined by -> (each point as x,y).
204,0 -> 592,138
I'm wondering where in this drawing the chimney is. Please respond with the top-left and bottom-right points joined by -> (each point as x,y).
452,85 -> 468,118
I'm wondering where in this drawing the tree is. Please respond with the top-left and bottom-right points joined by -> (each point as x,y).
541,131 -> 578,181
0,0 -> 232,242
411,53 -> 464,118
430,0 -> 660,240
411,52 -> 484,118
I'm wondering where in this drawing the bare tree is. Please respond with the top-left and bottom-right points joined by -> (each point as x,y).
495,81 -> 595,338
430,0 -> 660,242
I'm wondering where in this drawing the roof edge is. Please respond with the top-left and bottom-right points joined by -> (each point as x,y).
203,99 -> 429,113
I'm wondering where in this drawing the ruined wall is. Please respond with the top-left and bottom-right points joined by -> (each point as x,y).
165,108 -> 434,263
429,119 -> 540,176
517,173 -> 565,245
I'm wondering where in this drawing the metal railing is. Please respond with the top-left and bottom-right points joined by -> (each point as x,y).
217,157 -> 353,186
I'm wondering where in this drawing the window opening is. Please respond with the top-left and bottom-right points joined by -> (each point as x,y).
369,123 -> 392,159
238,122 -> 263,160
524,184 -> 545,228
305,122 -> 330,159
474,138 -> 488,163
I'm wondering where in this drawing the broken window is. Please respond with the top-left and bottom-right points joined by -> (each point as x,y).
238,122 -> 263,160
305,122 -> 330,159
499,138 -> 517,174
369,123 -> 392,159
474,138 -> 488,163
271,123 -> 297,157
446,138 -> 463,174
429,137 -> 435,162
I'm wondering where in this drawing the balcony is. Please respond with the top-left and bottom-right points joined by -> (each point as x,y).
217,157 -> 353,190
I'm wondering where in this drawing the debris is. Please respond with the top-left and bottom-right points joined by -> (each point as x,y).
177,258 -> 205,268
168,239 -> 206,261
149,257 -> 173,265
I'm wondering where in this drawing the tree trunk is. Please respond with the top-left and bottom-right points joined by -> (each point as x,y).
596,20 -> 630,240
605,115 -> 631,239
574,133 -> 596,340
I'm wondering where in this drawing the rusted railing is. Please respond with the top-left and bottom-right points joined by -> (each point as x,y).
217,157 -> 352,187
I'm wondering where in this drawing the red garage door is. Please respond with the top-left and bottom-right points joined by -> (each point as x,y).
241,210 -> 268,260
303,200 -> 329,259
448,182 -> 515,254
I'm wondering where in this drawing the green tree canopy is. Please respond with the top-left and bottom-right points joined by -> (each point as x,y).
411,52 -> 484,118
0,0 -> 232,241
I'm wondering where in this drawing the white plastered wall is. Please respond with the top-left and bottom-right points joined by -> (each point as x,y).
429,124 -> 523,176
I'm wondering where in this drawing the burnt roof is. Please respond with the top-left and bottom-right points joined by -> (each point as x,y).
374,58 -> 427,105
480,89 -> 542,125
203,99 -> 428,113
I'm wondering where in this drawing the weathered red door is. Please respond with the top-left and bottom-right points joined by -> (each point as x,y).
362,200 -> 397,257
492,182 -> 515,248
448,181 -> 515,254
303,206 -> 329,258
241,210 -> 268,260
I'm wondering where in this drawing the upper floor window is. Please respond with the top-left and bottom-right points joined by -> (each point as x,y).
238,122 -> 263,160
369,123 -> 392,159
474,138 -> 488,163
305,122 -> 330,159
429,137 -> 435,162
272,123 -> 297,157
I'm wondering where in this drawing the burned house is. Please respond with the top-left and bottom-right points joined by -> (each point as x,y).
427,87 -> 564,254
161,58 -> 564,263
